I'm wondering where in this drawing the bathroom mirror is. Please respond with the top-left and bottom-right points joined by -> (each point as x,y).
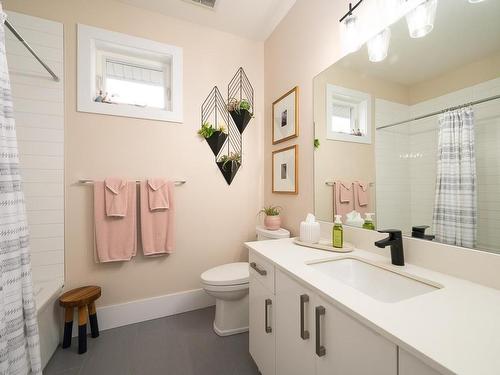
313,0 -> 500,254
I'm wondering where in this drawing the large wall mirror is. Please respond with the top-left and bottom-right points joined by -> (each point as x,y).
314,0 -> 500,254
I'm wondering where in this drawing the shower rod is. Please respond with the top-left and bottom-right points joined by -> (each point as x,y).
4,19 -> 60,82
377,94 -> 500,130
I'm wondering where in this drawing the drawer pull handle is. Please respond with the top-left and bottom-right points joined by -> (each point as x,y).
250,262 -> 267,276
265,299 -> 272,333
315,305 -> 326,357
300,294 -> 310,340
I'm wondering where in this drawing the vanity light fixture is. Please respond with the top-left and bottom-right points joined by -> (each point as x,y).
339,1 -> 364,53
405,0 -> 438,38
468,0 -> 486,2
367,28 -> 391,62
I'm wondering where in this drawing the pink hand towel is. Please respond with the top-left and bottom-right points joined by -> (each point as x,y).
105,177 -> 128,217
140,180 -> 175,256
147,178 -> 170,210
339,181 -> 353,203
94,181 -> 137,262
354,181 -> 370,216
334,180 -> 354,220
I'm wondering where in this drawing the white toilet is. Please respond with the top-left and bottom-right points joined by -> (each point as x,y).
201,226 -> 290,336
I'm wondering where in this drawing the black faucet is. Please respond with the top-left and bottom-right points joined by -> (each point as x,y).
412,226 -> 435,241
374,229 -> 405,266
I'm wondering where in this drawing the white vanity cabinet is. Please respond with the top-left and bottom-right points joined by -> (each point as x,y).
399,349 -> 442,375
275,269 -> 397,375
249,253 -> 276,375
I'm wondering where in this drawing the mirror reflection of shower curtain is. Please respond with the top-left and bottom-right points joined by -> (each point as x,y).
0,7 -> 42,374
432,107 -> 477,248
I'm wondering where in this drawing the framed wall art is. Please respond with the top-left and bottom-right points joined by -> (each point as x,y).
272,86 -> 299,144
272,145 -> 298,194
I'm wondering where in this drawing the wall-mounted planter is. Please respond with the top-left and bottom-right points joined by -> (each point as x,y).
205,131 -> 228,156
229,109 -> 252,134
200,68 -> 254,185
216,161 -> 240,185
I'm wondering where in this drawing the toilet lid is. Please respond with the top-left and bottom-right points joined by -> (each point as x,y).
201,262 -> 249,286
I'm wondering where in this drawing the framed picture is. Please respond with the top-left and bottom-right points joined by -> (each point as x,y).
272,87 -> 299,144
272,145 -> 298,194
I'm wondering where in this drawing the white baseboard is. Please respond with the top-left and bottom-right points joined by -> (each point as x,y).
71,288 -> 215,336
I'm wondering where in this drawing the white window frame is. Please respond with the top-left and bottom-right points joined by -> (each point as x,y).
77,24 -> 183,123
326,84 -> 371,144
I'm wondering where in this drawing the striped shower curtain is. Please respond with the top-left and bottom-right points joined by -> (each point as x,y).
0,7 -> 42,375
432,107 -> 477,248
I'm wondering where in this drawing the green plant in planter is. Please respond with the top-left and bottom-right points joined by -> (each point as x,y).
259,205 -> 282,216
197,122 -> 227,139
227,98 -> 253,115
219,152 -> 241,170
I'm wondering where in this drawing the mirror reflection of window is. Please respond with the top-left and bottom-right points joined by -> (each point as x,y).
331,102 -> 356,135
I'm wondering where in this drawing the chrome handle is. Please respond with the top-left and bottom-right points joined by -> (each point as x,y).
300,294 -> 310,340
315,306 -> 326,357
265,299 -> 272,333
250,262 -> 267,276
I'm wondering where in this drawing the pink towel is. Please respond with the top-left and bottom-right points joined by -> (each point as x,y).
104,177 -> 128,217
354,181 -> 370,216
140,180 -> 175,255
147,178 -> 170,210
94,181 -> 137,262
334,180 -> 354,219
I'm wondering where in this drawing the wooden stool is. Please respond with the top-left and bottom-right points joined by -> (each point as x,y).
59,286 -> 101,354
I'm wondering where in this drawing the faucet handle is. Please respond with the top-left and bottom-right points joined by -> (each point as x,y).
377,229 -> 402,240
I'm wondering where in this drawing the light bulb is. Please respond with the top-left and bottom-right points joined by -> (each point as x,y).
344,14 -> 361,53
367,28 -> 391,62
405,0 -> 438,38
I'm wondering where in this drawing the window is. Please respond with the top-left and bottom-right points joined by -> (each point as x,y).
326,84 -> 371,144
77,24 -> 183,122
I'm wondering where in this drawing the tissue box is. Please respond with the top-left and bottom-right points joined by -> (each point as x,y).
300,221 -> 320,244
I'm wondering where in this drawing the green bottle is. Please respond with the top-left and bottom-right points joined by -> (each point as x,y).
362,213 -> 375,230
332,215 -> 343,248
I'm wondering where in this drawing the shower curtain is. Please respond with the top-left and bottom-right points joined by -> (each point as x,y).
0,7 -> 42,375
432,107 -> 477,248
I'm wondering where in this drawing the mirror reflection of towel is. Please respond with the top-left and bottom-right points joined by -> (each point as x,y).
339,181 -> 353,203
356,181 -> 369,207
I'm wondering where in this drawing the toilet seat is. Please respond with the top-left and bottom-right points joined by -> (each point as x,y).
200,262 -> 249,286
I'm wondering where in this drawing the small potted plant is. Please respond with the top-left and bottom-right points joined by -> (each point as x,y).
259,205 -> 282,230
217,152 -> 241,185
227,98 -> 253,134
198,121 -> 228,156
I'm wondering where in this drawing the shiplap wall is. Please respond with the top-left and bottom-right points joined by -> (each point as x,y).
5,11 -> 64,284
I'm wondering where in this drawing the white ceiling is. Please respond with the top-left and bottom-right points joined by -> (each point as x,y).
116,0 -> 297,41
335,0 -> 500,86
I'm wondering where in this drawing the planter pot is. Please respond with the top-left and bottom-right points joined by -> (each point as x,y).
229,109 -> 252,134
205,131 -> 228,156
264,215 -> 281,230
216,161 -> 240,185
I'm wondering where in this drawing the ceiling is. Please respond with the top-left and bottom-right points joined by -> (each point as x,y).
335,0 -> 500,86
116,0 -> 297,41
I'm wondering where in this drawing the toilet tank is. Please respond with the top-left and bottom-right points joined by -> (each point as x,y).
256,226 -> 290,241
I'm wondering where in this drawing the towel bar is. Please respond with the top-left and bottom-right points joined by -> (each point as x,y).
78,179 -> 186,186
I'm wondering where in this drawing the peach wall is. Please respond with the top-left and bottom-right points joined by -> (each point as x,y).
264,0 -> 344,235
4,0 -> 264,307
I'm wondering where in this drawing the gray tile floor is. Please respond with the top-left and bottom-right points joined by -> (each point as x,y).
44,307 -> 259,375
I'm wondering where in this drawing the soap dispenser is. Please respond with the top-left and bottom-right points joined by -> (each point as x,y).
362,213 -> 375,230
332,215 -> 343,248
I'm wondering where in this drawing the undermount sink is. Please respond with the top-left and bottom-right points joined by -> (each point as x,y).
308,257 -> 441,303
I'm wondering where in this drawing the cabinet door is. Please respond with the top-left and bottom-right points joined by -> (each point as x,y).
315,296 -> 397,375
249,276 -> 275,375
275,270 -> 315,375
399,349 -> 442,375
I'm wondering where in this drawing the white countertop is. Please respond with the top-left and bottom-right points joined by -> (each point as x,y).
245,238 -> 500,375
